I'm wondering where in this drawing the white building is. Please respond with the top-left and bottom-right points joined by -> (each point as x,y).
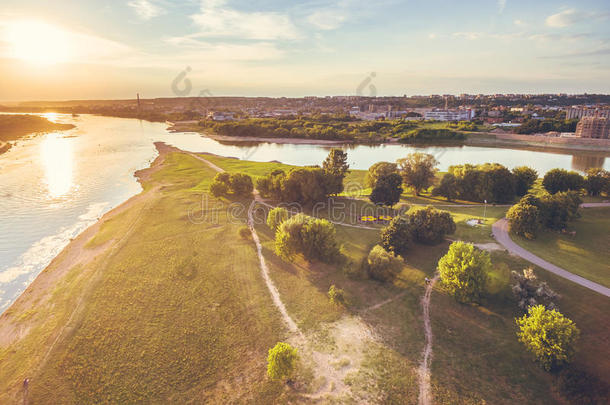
424,109 -> 475,121
207,111 -> 234,121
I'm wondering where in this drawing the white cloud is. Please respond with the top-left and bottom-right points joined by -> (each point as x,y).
545,9 -> 609,28
190,0 -> 299,40
306,10 -> 346,30
164,37 -> 284,61
498,0 -> 507,13
128,0 -> 165,21
452,32 -> 482,40
513,19 -> 524,26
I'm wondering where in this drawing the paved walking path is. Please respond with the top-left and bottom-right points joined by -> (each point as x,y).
492,218 -> 610,297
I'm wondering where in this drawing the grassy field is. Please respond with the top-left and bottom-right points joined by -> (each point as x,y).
1,150 -> 608,404
513,207 -> 610,288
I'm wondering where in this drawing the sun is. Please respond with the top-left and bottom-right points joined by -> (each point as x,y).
6,20 -> 71,65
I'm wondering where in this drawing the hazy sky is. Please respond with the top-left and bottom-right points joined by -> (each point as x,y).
0,0 -> 609,100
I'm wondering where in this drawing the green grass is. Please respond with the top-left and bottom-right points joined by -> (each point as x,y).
2,152 -> 608,404
513,207 -> 610,287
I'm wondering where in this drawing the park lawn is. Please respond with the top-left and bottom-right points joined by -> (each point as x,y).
513,207 -> 610,288
0,152 -> 293,404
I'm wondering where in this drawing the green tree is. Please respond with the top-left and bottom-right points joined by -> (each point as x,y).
229,173 -> 254,196
366,245 -> 404,282
322,148 -> 350,195
365,161 -> 398,188
369,173 -> 403,207
267,342 -> 298,381
506,202 -> 540,240
396,152 -> 439,195
438,242 -> 491,303
275,214 -> 340,263
407,206 -> 456,245
209,181 -> 229,197
513,166 -> 538,196
267,207 -> 289,231
584,168 -> 609,197
516,305 -> 580,371
432,173 -> 459,201
328,284 -> 347,306
543,169 -> 584,194
379,216 -> 412,256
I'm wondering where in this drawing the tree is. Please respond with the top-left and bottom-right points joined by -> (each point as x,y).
229,173 -> 254,197
209,180 -> 229,197
369,173 -> 403,207
267,342 -> 298,381
379,216 -> 412,256
511,268 -> 559,311
396,152 -> 439,195
584,168 -> 609,197
365,162 -> 398,188
542,169 -> 584,194
267,207 -> 289,231
438,242 -> 491,303
328,284 -> 347,306
432,173 -> 459,201
322,148 -> 350,195
516,305 -> 580,371
506,202 -> 540,239
366,245 -> 404,282
275,214 -> 340,263
407,206 -> 456,245
513,166 -> 538,196
538,191 -> 582,230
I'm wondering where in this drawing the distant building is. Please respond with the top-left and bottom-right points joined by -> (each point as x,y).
207,111 -> 234,121
424,109 -> 475,121
575,116 -> 610,139
566,108 -> 610,120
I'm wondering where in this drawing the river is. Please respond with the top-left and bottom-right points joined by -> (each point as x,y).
0,113 -> 608,311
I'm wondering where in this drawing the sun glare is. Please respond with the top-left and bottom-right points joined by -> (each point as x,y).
7,20 -> 71,64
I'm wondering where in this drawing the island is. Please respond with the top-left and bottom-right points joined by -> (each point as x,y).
0,115 -> 75,154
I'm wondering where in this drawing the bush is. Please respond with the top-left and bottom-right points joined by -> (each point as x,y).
275,214 -> 340,263
380,216 -> 412,256
542,169 -> 584,194
512,166 -> 538,196
267,342 -> 298,381
267,207 -> 289,231
506,202 -> 540,239
438,242 -> 491,303
397,128 -> 465,143
209,172 -> 253,198
365,162 -> 398,188
366,245 -> 403,282
238,226 -> 251,239
516,305 -> 580,371
511,268 -> 559,311
407,206 -> 456,245
328,284 -> 347,306
370,173 -> 403,207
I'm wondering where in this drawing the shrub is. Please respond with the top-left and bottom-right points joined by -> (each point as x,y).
379,216 -> 412,256
328,284 -> 347,306
238,226 -> 251,239
516,305 -> 580,371
407,206 -> 456,245
366,245 -> 403,282
267,342 -> 298,381
275,214 -> 340,263
512,166 -> 538,196
370,173 -> 403,207
229,173 -> 254,196
511,268 -> 559,311
267,207 -> 289,231
506,202 -> 540,239
438,241 -> 491,303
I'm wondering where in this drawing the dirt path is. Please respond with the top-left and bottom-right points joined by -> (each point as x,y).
492,218 -> 610,297
418,275 -> 439,405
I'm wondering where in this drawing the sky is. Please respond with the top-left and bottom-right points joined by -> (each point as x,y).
0,0 -> 609,100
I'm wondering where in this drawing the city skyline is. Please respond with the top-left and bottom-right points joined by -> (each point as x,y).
1,0 -> 610,101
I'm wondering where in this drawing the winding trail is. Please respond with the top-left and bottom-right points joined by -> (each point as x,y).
492,218 -> 610,297
418,275 -> 439,405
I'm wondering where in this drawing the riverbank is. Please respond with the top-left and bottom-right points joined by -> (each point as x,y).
0,114 -> 75,155
466,131 -> 610,152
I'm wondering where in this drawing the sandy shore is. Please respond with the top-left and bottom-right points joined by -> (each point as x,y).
0,142 -> 172,347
